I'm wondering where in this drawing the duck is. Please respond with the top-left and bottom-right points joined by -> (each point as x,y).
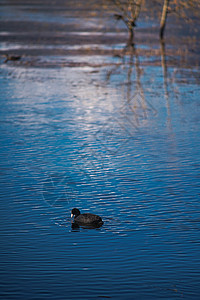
71,208 -> 103,227
4,54 -> 21,63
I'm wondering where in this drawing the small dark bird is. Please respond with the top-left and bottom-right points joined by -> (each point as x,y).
4,55 -> 21,63
114,14 -> 123,21
71,208 -> 103,227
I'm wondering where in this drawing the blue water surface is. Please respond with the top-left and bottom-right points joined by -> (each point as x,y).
0,1 -> 200,299
0,57 -> 200,300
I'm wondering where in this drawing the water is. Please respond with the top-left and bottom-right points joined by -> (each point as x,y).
1,2 -> 200,300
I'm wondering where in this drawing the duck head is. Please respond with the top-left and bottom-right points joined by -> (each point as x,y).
71,208 -> 81,218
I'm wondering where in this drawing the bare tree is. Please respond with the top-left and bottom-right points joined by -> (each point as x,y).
110,0 -> 143,44
106,0 -> 199,41
160,0 -> 170,39
159,0 -> 200,39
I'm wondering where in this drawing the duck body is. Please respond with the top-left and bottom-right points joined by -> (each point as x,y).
4,54 -> 21,63
71,208 -> 103,227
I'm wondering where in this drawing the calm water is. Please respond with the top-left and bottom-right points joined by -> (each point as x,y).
1,2 -> 200,300
0,56 -> 200,300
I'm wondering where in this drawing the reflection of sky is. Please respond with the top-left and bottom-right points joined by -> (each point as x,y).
1,61 -> 200,184
0,42 -> 126,51
1,56 -> 200,300
1,2 -> 200,299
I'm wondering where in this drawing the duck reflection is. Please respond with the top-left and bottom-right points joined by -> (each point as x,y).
71,222 -> 103,231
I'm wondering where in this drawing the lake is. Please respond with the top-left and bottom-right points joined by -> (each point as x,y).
0,1 -> 200,299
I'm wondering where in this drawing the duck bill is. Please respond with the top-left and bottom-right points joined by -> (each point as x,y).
71,213 -> 74,218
